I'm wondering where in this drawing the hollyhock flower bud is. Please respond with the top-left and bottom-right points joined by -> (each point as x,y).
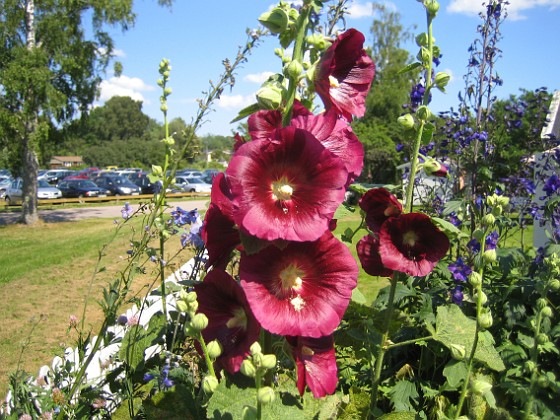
538,375 -> 550,388
482,213 -> 496,227
536,298 -> 548,310
449,343 -> 466,360
524,360 -> 537,373
536,333 -> 549,344
416,105 -> 431,121
434,72 -> 451,91
240,359 -> 257,378
423,158 -> 445,177
478,309 -> 493,329
415,32 -> 432,47
425,0 -> 440,16
258,8 -> 289,34
283,59 -> 303,80
257,387 -> 275,404
397,113 -> 415,129
250,342 -> 262,356
541,306 -> 553,318
242,406 -> 258,420
475,291 -> 488,305
191,313 -> 209,331
256,83 -> 285,110
471,379 -> 492,395
261,354 -> 277,370
306,33 -> 330,50
469,272 -> 483,287
207,340 -> 223,360
483,248 -> 497,264
549,279 -> 560,291
202,375 -> 219,394
417,47 -> 431,64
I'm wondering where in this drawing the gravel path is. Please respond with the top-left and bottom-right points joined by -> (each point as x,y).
0,199 -> 209,225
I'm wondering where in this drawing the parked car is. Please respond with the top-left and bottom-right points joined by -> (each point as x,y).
202,169 -> 221,184
127,172 -> 161,194
173,176 -> 212,193
93,175 -> 142,196
56,179 -> 110,198
177,170 -> 204,179
4,178 -> 62,205
38,169 -> 75,185
0,176 -> 13,198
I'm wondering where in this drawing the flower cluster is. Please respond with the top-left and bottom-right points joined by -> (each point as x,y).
195,26 -> 374,398
357,188 -> 450,277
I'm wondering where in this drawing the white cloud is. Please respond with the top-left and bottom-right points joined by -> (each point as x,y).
244,72 -> 275,84
347,1 -> 397,19
217,94 -> 255,109
447,0 -> 560,21
99,75 -> 155,104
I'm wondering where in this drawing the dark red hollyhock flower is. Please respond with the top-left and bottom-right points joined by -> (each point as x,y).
292,109 -> 364,186
226,126 -> 347,242
247,101 -> 311,140
314,28 -> 375,120
201,173 -> 240,269
194,269 -> 261,374
233,133 -> 247,152
378,213 -> 450,277
359,188 -> 402,233
239,231 -> 358,337
286,335 -> 338,398
356,234 -> 393,277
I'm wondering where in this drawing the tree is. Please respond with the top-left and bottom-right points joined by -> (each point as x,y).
0,0 -> 172,224
352,2 -> 416,183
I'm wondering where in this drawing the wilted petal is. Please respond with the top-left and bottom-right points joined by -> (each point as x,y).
240,231 -> 358,337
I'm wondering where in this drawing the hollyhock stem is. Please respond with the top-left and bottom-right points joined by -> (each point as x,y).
196,332 -> 217,378
370,274 -> 399,413
282,5 -> 311,126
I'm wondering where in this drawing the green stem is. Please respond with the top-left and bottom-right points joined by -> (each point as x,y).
404,121 -> 425,213
282,6 -> 311,126
197,332 -> 216,378
523,310 -> 544,419
385,335 -> 434,350
370,275 -> 399,413
256,371 -> 263,420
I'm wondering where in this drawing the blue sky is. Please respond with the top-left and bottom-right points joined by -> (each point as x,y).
99,0 -> 560,136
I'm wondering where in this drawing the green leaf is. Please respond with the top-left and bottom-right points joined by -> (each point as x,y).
119,313 -> 166,371
334,202 -> 356,219
433,305 -> 505,372
230,103 -> 261,123
442,360 -> 467,389
351,287 -> 367,305
377,282 -> 416,305
378,412 -> 418,420
143,385 -> 199,419
387,380 -> 419,412
397,62 -> 423,75
431,216 -> 467,240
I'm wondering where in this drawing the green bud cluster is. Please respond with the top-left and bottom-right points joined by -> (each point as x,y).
478,308 -> 493,329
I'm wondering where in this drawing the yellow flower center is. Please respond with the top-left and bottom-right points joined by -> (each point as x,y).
402,230 -> 419,247
279,263 -> 304,292
301,345 -> 314,356
329,75 -> 340,88
271,177 -> 294,201
226,307 -> 248,330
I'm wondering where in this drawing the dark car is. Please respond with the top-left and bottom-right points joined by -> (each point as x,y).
127,172 -> 160,194
57,179 -> 110,198
93,175 -> 142,196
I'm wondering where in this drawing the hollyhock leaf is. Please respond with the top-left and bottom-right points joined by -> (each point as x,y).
286,335 -> 338,398
240,231 -> 358,338
431,216 -> 467,240
359,188 -> 403,233
227,127 -> 348,242
194,269 -> 261,374
356,234 -> 393,277
397,61 -> 423,75
378,213 -> 450,277
314,28 -> 375,120
231,103 -> 261,123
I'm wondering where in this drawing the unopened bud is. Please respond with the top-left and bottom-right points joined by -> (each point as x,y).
250,342 -> 262,355
240,359 -> 257,378
541,306 -> 553,318
434,72 -> 451,91
416,105 -> 431,121
425,0 -> 440,16
475,291 -> 488,305
258,8 -> 289,34
469,272 -> 483,287
257,386 -> 275,404
483,249 -> 497,264
537,375 -> 550,388
202,375 -> 219,394
207,340 -> 223,360
283,59 -> 303,80
417,46 -> 431,64
478,310 -> 493,329
482,213 -> 496,227
261,354 -> 277,370
536,298 -> 548,310
536,333 -> 549,345
256,84 -> 285,110
449,344 -> 466,360
176,300 -> 188,313
397,114 -> 415,129
190,313 -> 208,331
524,360 -> 537,374
549,279 -> 560,291
242,406 -> 258,420
471,379 -> 492,395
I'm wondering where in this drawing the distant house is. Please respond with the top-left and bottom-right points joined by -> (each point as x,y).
533,90 -> 560,249
49,156 -> 84,168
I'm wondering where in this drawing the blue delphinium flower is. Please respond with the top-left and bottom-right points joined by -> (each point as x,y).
467,238 -> 481,253
543,174 -> 560,197
451,285 -> 464,305
448,258 -> 472,282
485,230 -> 499,250
171,207 -> 199,226
121,202 -> 134,219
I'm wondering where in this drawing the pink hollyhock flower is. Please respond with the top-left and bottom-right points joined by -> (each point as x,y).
194,269 -> 261,374
226,126 -> 347,242
291,109 -> 364,186
201,173 -> 240,269
314,28 -> 375,120
247,101 -> 311,140
378,213 -> 450,276
239,231 -> 358,337
356,234 -> 393,277
286,335 -> 338,398
233,132 -> 247,152
359,188 -> 402,232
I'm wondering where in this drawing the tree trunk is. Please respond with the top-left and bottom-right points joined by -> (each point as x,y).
20,0 -> 40,225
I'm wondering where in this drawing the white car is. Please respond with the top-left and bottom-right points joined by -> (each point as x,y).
174,176 -> 212,193
4,178 -> 62,205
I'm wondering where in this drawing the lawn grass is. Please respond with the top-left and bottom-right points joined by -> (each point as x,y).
0,217 -> 191,397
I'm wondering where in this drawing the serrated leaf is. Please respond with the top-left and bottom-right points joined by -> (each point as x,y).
387,380 -> 419,412
376,283 -> 416,305
378,412 -> 418,420
397,62 -> 423,75
334,202 -> 356,219
144,385 -> 199,419
431,216 -> 466,239
442,360 -> 467,389
434,305 -> 505,372
120,313 -> 165,371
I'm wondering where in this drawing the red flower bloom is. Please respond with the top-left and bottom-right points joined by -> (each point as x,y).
226,126 -> 347,242
239,231 -> 358,337
359,188 -> 402,232
201,173 -> 240,269
194,269 -> 260,374
314,28 -> 375,120
292,109 -> 364,186
247,101 -> 311,141
356,234 -> 393,277
286,335 -> 338,398
378,213 -> 450,276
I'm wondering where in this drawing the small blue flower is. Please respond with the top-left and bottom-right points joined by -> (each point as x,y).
485,230 -> 499,251
451,285 -> 464,305
448,258 -> 472,282
121,202 -> 134,219
143,373 -> 155,382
